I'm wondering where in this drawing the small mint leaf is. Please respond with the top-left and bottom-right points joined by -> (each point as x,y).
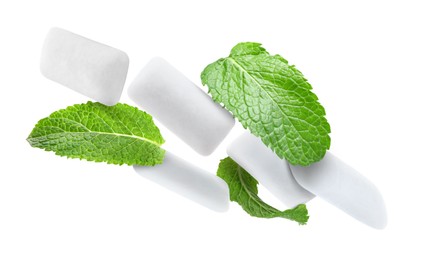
217,157 -> 309,225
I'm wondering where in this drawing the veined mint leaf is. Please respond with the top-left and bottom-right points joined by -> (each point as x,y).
201,42 -> 331,166
217,157 -> 309,225
27,102 -> 165,166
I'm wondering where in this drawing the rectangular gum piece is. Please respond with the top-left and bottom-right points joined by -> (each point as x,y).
40,27 -> 129,106
128,57 -> 235,155
290,152 -> 387,229
133,151 -> 230,212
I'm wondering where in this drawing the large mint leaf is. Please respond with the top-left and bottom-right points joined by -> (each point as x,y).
201,42 -> 331,166
27,102 -> 165,166
217,157 -> 309,225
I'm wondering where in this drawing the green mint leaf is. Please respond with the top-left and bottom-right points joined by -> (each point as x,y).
217,157 -> 309,225
201,42 -> 331,166
27,102 -> 165,166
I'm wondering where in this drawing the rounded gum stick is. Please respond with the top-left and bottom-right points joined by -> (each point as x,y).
128,57 -> 235,156
40,27 -> 129,106
290,152 -> 388,229
133,152 -> 230,212
227,132 -> 315,208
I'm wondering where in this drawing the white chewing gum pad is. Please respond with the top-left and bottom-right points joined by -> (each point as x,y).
133,151 -> 230,212
128,57 -> 235,155
227,132 -> 315,208
290,152 -> 387,229
40,27 -> 129,106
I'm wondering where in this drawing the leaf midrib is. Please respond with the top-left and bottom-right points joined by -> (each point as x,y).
34,117 -> 162,147
235,164 -> 278,215
225,57 -> 319,159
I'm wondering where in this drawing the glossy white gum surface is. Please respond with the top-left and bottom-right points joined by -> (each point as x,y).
134,152 -> 230,212
290,152 -> 387,229
40,28 -> 129,106
128,57 -> 235,155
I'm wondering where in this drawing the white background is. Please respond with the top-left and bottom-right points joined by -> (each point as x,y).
1,0 -> 429,259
